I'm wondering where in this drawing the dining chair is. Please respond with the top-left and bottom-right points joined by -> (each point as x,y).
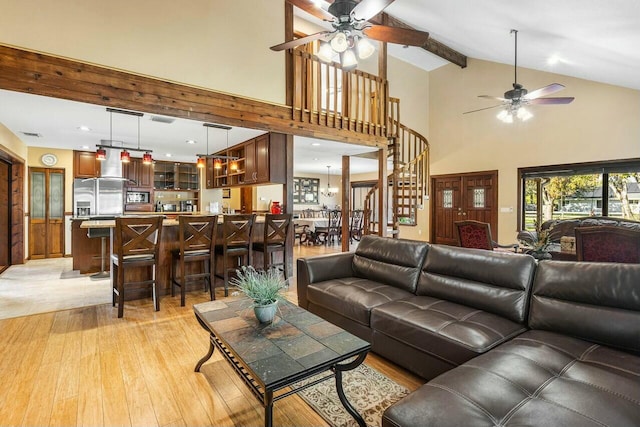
575,226 -> 640,263
252,213 -> 292,279
316,210 -> 341,245
111,216 -> 163,318
349,209 -> 364,243
215,214 -> 256,297
454,220 -> 518,252
170,215 -> 217,306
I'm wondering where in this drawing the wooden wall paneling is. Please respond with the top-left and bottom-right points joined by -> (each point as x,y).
0,160 -> 9,271
11,160 -> 24,264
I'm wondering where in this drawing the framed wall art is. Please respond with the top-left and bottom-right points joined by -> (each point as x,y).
293,177 -> 319,204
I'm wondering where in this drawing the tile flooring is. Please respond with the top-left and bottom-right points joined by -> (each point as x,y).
0,258 -> 111,320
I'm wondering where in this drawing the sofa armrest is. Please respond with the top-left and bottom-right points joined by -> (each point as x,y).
296,252 -> 355,309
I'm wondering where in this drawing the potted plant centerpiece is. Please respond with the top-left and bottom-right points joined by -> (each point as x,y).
231,266 -> 287,323
519,221 -> 553,260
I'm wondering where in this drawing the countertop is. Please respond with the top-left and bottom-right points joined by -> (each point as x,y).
80,213 -> 265,229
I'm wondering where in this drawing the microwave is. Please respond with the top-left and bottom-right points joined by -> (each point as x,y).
126,191 -> 150,204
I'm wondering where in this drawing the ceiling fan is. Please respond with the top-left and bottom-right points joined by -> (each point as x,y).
464,29 -> 574,122
270,0 -> 429,68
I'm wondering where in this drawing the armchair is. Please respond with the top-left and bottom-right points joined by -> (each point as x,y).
575,225 -> 640,263
455,220 -> 518,252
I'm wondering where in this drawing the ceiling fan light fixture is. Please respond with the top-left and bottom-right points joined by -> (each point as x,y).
341,48 -> 358,69
317,41 -> 335,62
496,109 -> 513,123
356,37 -> 375,59
517,107 -> 533,121
330,31 -> 349,53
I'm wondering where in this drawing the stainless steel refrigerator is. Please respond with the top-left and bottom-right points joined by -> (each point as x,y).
73,178 -> 124,217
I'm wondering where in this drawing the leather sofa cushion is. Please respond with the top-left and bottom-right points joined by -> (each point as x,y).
417,245 -> 536,323
371,296 -> 527,366
306,278 -> 412,326
352,236 -> 429,293
382,330 -> 640,427
530,261 -> 640,355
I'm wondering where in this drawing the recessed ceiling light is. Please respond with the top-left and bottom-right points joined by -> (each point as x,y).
186,140 -> 197,144
165,153 -> 172,157
81,145 -> 89,150
77,126 -> 91,132
311,142 -> 321,146
313,158 -> 319,161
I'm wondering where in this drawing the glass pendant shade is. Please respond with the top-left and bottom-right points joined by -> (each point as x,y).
120,150 -> 131,163
214,158 -> 222,170
357,37 -> 375,59
196,157 -> 206,168
96,148 -> 107,161
330,31 -> 349,53
230,160 -> 238,171
317,41 -> 335,63
341,49 -> 358,69
142,152 -> 153,164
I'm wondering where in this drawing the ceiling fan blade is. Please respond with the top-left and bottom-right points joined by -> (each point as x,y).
352,0 -> 395,21
286,0 -> 335,21
524,83 -> 565,100
463,104 -> 505,114
479,95 -> 507,102
363,25 -> 429,47
528,97 -> 575,105
270,31 -> 331,51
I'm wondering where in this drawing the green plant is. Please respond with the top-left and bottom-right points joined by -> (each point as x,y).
230,266 -> 286,306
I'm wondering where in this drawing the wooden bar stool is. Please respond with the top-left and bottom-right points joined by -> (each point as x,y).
171,215 -> 217,306
111,216 -> 163,318
253,213 -> 292,279
215,214 -> 255,297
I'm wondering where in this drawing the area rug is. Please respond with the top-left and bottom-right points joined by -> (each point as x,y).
293,363 -> 409,427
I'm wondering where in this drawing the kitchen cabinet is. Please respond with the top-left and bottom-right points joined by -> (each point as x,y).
122,157 -> 154,188
154,161 -> 199,190
73,150 -> 100,178
207,132 -> 285,188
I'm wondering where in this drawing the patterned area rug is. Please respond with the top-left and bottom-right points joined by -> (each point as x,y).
294,363 -> 410,427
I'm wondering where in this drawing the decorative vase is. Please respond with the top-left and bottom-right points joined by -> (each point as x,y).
270,201 -> 282,214
253,301 -> 278,324
530,250 -> 552,261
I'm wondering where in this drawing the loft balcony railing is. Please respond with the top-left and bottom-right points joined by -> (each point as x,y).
292,50 -> 389,137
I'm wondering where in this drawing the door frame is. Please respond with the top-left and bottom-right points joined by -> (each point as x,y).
430,170 -> 499,244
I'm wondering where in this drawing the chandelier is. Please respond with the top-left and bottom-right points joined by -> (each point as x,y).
322,165 -> 339,197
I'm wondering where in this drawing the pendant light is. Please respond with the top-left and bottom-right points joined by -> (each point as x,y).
196,125 -> 209,168
120,150 -> 131,163
97,108 -> 153,164
321,165 -> 339,197
228,129 -> 238,171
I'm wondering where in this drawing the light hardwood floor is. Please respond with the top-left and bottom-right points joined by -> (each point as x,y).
0,243 -> 424,427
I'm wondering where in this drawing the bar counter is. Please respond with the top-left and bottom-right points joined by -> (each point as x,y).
74,213 -> 282,302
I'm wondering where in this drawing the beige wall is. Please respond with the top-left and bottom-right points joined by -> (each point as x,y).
0,0 -> 286,104
0,123 -> 27,161
429,58 -> 640,243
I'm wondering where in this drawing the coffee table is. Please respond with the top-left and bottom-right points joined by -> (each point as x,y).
193,298 -> 371,427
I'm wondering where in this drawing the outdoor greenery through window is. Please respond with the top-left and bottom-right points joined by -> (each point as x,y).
520,160 -> 640,230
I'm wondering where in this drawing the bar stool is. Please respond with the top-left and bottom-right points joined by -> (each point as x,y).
253,213 -> 292,279
86,216 -> 113,279
111,216 -> 163,318
215,214 -> 255,297
170,215 -> 217,306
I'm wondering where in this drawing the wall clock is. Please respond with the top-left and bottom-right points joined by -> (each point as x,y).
41,153 -> 58,166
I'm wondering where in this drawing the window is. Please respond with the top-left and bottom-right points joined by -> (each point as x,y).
519,159 -> 640,230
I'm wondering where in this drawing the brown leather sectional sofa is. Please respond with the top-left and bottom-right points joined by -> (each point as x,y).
296,235 -> 640,427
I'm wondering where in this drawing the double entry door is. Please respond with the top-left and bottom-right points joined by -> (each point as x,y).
29,167 -> 65,259
431,171 -> 499,246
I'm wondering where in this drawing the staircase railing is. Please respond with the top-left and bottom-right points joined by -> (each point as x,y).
292,50 -> 389,137
364,98 -> 430,238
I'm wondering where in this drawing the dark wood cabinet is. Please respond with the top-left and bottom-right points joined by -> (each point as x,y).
123,158 -> 153,188
154,161 -> 198,190
207,132 -> 285,188
73,150 -> 100,178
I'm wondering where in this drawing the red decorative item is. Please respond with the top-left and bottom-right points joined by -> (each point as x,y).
270,201 -> 282,214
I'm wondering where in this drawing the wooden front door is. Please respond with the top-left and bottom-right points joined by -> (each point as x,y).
431,171 -> 498,245
29,167 -> 65,259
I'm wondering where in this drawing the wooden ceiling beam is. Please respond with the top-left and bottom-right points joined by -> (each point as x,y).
320,1 -> 467,68
0,44 -> 387,148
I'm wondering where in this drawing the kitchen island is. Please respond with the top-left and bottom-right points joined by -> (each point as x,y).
75,213 -> 285,302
